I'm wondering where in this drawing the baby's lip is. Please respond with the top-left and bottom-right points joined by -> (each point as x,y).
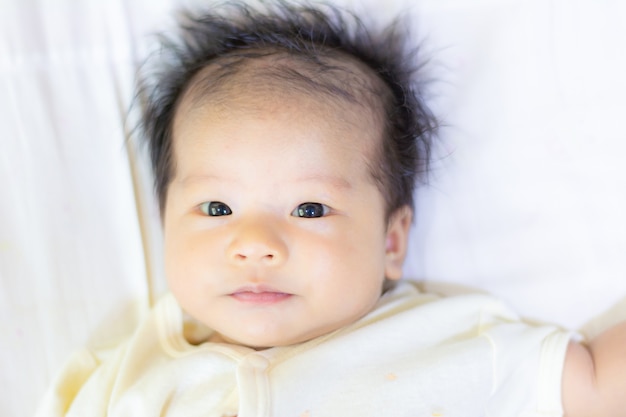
229,284 -> 292,304
230,284 -> 287,294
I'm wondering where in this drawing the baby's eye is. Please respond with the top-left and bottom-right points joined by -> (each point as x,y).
199,201 -> 232,216
291,202 -> 329,218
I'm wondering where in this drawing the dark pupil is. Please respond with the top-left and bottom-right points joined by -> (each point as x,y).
299,203 -> 322,218
210,202 -> 231,216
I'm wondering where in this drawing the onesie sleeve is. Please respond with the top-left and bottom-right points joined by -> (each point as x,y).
34,348 -> 101,417
481,308 -> 574,417
34,342 -> 129,417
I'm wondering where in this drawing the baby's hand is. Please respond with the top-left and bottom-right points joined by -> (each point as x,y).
562,321 -> 626,417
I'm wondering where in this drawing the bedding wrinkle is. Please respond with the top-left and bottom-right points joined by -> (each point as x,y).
481,332 -> 499,397
2,1 -> 158,416
125,129 -> 162,307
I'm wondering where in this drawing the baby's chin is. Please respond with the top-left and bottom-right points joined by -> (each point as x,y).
205,311 -> 376,349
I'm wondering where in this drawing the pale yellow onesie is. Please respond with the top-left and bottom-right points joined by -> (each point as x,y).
36,282 -> 571,417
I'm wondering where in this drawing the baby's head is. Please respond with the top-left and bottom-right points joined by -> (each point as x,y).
139,1 -> 436,349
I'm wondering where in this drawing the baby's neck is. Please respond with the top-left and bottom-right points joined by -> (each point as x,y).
207,332 -> 271,351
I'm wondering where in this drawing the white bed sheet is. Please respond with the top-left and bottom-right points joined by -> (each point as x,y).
1,1 -> 625,416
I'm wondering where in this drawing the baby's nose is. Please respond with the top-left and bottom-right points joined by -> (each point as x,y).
227,220 -> 287,265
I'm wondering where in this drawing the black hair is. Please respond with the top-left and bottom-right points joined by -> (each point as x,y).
138,0 -> 437,219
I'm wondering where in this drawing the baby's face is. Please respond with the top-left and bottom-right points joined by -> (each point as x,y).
163,90 -> 410,348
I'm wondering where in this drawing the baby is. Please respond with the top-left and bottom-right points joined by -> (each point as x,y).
36,1 -> 626,417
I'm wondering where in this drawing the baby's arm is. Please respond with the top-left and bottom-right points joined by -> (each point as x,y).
562,321 -> 626,417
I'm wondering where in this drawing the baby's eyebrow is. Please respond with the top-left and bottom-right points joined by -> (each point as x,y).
294,174 -> 353,190
176,174 -> 232,186
176,173 -> 353,190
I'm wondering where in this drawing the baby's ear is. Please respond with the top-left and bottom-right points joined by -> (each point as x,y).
384,205 -> 412,281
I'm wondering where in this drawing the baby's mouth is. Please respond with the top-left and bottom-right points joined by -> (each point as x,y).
230,285 -> 292,304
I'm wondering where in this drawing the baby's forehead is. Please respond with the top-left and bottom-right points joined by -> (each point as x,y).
175,48 -> 390,127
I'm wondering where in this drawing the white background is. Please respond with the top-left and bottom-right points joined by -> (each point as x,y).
1,1 -> 625,415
